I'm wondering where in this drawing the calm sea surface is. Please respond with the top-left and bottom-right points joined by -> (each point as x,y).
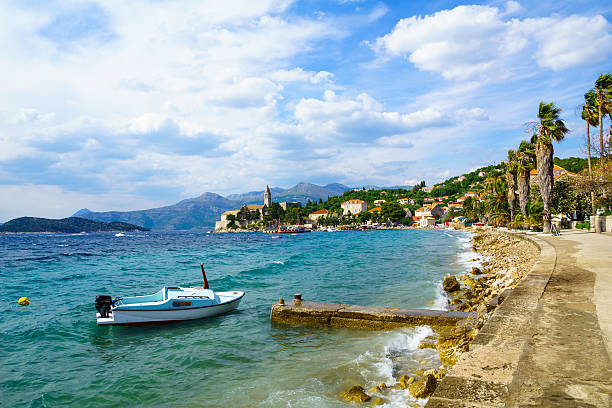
1,229 -> 473,407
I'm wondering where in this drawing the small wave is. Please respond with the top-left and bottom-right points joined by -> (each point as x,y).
59,252 -> 96,258
272,261 -> 284,265
430,283 -> 449,311
349,327 -> 438,407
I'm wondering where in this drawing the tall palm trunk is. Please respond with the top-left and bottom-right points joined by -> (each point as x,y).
586,121 -> 595,215
517,170 -> 530,217
505,172 -> 516,223
536,141 -> 554,233
599,103 -> 605,162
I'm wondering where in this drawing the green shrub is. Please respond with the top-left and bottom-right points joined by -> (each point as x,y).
575,221 -> 590,229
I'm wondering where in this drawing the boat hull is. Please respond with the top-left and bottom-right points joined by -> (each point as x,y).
97,292 -> 244,326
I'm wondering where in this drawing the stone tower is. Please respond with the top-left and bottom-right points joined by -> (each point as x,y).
264,185 -> 271,207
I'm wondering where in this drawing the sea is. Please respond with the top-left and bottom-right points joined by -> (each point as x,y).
0,229 -> 476,407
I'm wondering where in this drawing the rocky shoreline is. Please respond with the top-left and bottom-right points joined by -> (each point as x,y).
340,228 -> 540,405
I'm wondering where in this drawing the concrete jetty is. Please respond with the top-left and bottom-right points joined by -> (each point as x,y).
270,296 -> 474,331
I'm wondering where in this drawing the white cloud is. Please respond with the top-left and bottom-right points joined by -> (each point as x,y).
373,5 -> 612,80
502,1 -> 523,16
524,15 -> 612,70
270,68 -> 334,84
293,90 -> 452,141
17,108 -> 55,124
457,107 -> 489,121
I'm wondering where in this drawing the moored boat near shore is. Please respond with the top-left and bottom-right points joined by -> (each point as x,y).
95,265 -> 244,326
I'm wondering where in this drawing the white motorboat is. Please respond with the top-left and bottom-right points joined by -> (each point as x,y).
114,232 -> 125,237
95,265 -> 244,326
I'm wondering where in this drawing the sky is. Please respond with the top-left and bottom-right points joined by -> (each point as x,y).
1,0 -> 611,221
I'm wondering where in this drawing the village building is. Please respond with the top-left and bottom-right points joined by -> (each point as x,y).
308,209 -> 329,222
215,186 -> 272,231
415,204 -> 444,219
424,197 -> 435,202
373,199 -> 386,206
341,199 -> 368,215
279,202 -> 301,210
422,186 -> 434,193
529,164 -> 577,185
368,207 -> 381,213
397,198 -> 415,205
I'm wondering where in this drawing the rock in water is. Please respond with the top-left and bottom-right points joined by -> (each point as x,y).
341,385 -> 371,403
471,266 -> 482,275
442,275 -> 460,292
408,374 -> 438,399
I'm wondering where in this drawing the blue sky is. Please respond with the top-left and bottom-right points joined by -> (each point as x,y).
1,0 -> 611,220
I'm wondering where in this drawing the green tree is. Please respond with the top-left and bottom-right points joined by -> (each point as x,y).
531,101 -> 569,233
380,202 -> 404,223
485,178 -> 510,226
504,149 -> 518,222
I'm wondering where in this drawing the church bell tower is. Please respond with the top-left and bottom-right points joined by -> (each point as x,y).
264,185 -> 271,207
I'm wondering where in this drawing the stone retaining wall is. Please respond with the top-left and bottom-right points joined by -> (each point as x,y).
590,215 -> 612,232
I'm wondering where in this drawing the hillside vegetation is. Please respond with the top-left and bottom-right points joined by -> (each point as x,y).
0,217 -> 149,233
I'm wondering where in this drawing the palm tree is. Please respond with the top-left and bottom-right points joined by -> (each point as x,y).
582,90 -> 599,214
515,140 -> 535,218
531,101 -> 569,233
485,178 -> 510,226
504,149 -> 518,224
594,74 -> 612,161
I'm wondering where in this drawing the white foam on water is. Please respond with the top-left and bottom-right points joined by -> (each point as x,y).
454,232 -> 484,271
431,284 -> 449,310
272,260 -> 285,265
351,326 -> 439,407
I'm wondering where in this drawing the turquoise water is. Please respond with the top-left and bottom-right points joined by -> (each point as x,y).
1,229 -> 472,407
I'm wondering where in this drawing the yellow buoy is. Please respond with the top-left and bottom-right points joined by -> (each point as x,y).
18,296 -> 30,306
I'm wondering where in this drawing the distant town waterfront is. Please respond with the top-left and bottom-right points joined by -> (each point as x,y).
1,229 -> 474,407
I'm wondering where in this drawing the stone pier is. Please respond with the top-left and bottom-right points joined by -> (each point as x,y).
270,298 -> 474,331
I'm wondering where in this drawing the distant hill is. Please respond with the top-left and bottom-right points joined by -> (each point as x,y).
227,182 -> 351,204
275,182 -> 351,203
226,187 -> 285,204
74,182 -> 352,230
0,217 -> 149,233
75,192 -> 237,230
553,157 -> 599,174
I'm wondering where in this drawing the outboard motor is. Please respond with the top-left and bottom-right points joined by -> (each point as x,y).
95,295 -> 113,318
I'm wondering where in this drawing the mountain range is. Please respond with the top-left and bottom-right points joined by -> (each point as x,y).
73,182 -> 352,230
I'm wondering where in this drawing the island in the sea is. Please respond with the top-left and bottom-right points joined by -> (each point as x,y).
0,217 -> 149,233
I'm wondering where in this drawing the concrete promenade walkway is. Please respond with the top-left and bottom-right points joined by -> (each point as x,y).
505,231 -> 612,407
427,230 -> 612,408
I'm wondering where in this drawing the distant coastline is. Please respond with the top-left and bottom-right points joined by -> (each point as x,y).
0,217 -> 149,234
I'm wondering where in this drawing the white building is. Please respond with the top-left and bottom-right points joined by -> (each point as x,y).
415,204 -> 444,218
308,209 -> 329,222
373,199 -> 386,206
341,199 -> 368,215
